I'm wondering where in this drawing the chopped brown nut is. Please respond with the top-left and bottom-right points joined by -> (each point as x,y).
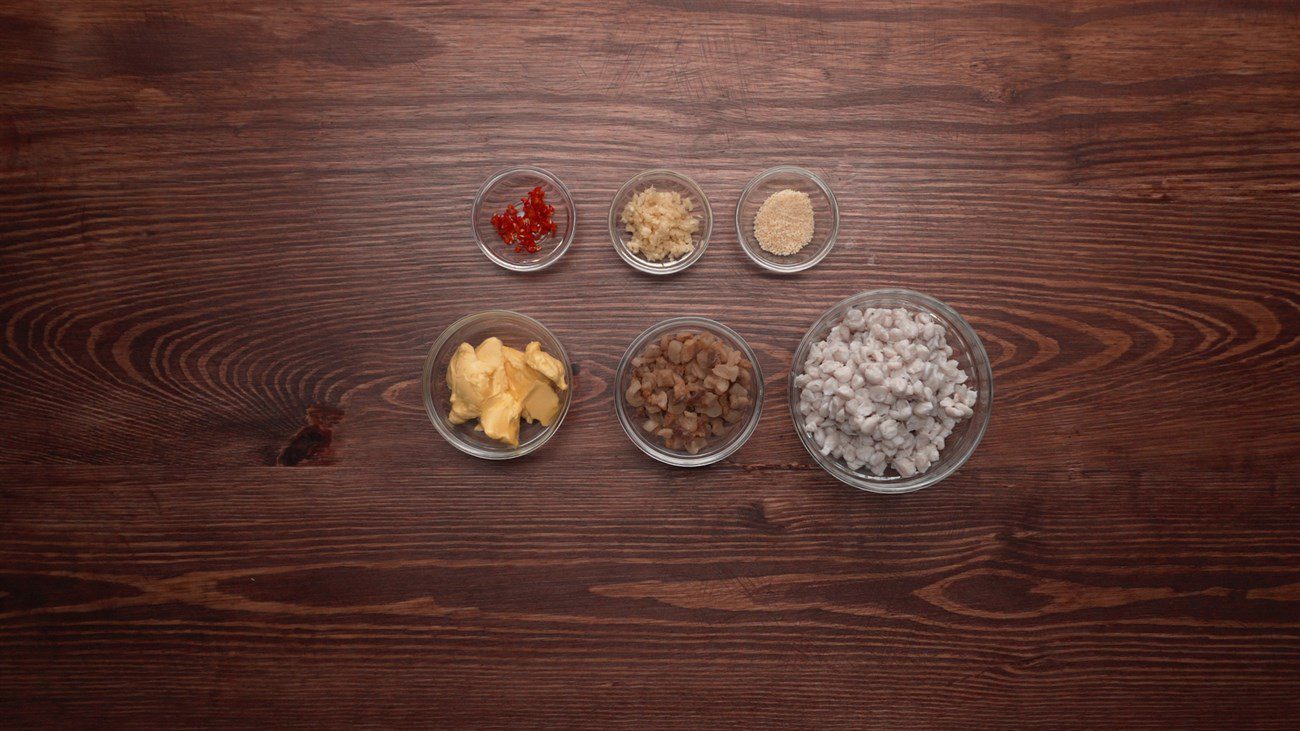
737,368 -> 752,388
666,339 -> 683,363
625,329 -> 755,453
712,363 -> 740,381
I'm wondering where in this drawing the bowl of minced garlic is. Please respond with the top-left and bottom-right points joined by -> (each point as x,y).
735,166 -> 839,273
423,310 -> 572,459
609,169 -> 713,275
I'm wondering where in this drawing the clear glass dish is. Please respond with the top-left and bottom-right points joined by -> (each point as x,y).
608,169 -> 713,275
615,317 -> 764,466
423,310 -> 573,459
789,289 -> 992,493
471,166 -> 576,272
736,165 -> 839,273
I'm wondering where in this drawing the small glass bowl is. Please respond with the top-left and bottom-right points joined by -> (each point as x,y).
423,310 -> 573,459
789,289 -> 992,493
471,167 -> 576,272
608,169 -> 713,275
736,166 -> 839,273
615,317 -> 764,467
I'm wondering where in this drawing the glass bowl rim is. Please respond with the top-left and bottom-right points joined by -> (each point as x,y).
735,165 -> 840,274
471,166 -> 576,273
787,288 -> 993,493
607,168 -> 714,276
422,309 -> 573,459
615,316 -> 764,467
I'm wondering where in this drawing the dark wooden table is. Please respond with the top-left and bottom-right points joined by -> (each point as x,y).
4,1 -> 1300,728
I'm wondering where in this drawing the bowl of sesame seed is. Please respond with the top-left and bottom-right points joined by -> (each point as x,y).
735,165 -> 839,274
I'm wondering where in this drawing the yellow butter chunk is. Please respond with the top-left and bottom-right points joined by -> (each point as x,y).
502,360 -> 562,426
445,337 -> 567,446
503,361 -> 539,400
478,392 -> 523,446
521,381 -> 561,426
502,345 -> 528,371
474,337 -> 504,369
524,341 -> 567,391
446,343 -> 495,424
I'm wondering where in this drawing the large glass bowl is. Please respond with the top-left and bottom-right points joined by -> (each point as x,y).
608,169 -> 713,276
423,310 -> 573,459
615,317 -> 764,466
789,289 -> 992,493
471,166 -> 576,272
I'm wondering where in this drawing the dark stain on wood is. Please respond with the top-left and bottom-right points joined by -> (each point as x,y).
276,405 -> 344,466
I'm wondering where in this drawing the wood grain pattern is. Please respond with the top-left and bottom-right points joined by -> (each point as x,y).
3,0 -> 1299,727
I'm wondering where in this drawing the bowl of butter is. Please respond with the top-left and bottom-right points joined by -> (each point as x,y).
423,310 -> 573,459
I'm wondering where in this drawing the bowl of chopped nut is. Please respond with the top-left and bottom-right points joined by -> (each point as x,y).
789,289 -> 992,493
615,317 -> 763,466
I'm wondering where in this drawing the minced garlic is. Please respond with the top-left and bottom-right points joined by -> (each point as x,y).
620,186 -> 699,262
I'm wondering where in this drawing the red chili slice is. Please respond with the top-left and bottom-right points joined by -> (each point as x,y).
491,186 -> 555,255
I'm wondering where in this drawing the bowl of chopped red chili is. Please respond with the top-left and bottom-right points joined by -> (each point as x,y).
472,166 -> 575,272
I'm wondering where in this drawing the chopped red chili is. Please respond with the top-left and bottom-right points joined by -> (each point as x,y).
491,186 -> 557,254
